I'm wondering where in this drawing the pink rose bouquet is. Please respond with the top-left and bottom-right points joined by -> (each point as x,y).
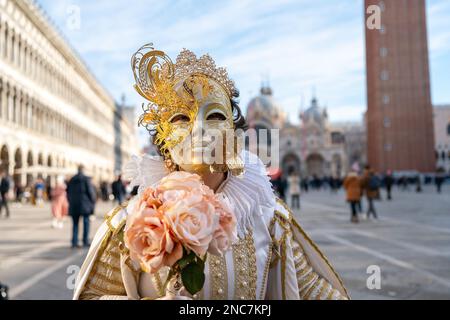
124,171 -> 237,295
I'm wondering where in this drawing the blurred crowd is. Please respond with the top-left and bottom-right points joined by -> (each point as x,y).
271,166 -> 449,223
0,167 -> 137,249
0,170 -> 136,212
1,165 -> 448,241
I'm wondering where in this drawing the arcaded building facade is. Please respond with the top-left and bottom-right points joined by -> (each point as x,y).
0,0 -> 139,188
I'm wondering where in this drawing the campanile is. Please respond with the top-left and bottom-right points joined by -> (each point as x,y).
365,0 -> 435,172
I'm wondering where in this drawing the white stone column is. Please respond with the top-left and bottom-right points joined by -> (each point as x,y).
8,151 -> 14,177
20,159 -> 27,187
0,80 -> 5,120
7,85 -> 12,122
0,21 -> 4,59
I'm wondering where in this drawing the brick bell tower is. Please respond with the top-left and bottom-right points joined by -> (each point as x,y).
365,0 -> 435,173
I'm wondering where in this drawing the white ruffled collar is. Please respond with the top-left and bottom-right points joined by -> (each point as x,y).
123,150 -> 275,237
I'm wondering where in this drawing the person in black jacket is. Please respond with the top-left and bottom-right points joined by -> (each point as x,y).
0,170 -> 11,218
111,175 -> 127,205
384,169 -> 394,200
67,165 -> 96,248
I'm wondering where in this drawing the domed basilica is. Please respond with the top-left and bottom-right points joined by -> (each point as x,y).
246,85 -> 366,179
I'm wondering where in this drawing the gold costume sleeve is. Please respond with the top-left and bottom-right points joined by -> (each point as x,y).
270,201 -> 349,300
78,230 -> 128,300
290,232 -> 347,300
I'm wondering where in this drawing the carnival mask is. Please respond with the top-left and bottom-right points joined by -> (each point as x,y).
131,44 -> 244,175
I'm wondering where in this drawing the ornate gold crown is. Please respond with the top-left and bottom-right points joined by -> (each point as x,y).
131,43 -> 237,104
174,49 -> 238,98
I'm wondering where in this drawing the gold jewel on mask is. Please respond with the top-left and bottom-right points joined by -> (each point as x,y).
225,133 -> 245,176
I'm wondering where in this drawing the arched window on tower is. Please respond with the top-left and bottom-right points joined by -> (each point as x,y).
447,123 -> 450,136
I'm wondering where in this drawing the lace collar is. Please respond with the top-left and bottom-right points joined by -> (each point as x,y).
123,151 -> 275,237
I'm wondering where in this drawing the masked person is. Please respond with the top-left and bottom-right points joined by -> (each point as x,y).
73,44 -> 349,300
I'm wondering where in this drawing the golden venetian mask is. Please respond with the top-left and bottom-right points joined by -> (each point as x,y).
131,43 -> 244,175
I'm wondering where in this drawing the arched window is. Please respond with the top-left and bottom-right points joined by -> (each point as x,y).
447,123 -> 450,136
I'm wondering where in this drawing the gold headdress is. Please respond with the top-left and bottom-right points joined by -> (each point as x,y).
131,43 -> 237,154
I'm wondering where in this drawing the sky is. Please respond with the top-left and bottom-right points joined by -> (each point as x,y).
37,0 -> 450,144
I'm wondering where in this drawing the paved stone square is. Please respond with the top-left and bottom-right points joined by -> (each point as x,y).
1,184 -> 449,299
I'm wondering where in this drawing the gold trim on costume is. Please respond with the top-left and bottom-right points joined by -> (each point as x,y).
79,204 -> 129,299
276,198 -> 349,298
209,253 -> 228,299
151,272 -> 164,297
290,218 -> 349,298
232,230 -> 257,300
259,239 -> 273,300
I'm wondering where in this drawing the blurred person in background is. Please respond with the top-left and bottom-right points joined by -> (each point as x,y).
100,181 -> 109,201
361,165 -> 380,220
288,169 -> 301,209
67,165 -> 96,248
46,179 -> 52,202
435,168 -> 445,194
0,170 -> 11,218
34,178 -> 45,206
270,168 -> 286,201
415,174 -> 422,193
15,183 -> 24,204
350,163 -> 363,213
400,175 -> 409,191
51,175 -> 68,229
301,176 -> 309,193
343,169 -> 362,223
279,175 -> 287,201
111,174 -> 126,205
23,185 -> 32,204
384,169 -> 394,200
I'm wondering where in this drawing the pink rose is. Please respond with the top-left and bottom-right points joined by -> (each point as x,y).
124,202 -> 182,273
140,187 -> 163,209
157,172 -> 220,256
125,171 -> 238,275
165,197 -> 219,257
157,171 -> 212,196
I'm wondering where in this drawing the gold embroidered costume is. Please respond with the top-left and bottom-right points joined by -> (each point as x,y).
76,191 -> 348,300
73,44 -> 349,300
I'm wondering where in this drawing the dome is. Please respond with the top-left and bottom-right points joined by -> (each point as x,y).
246,85 -> 285,128
301,97 -> 327,126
